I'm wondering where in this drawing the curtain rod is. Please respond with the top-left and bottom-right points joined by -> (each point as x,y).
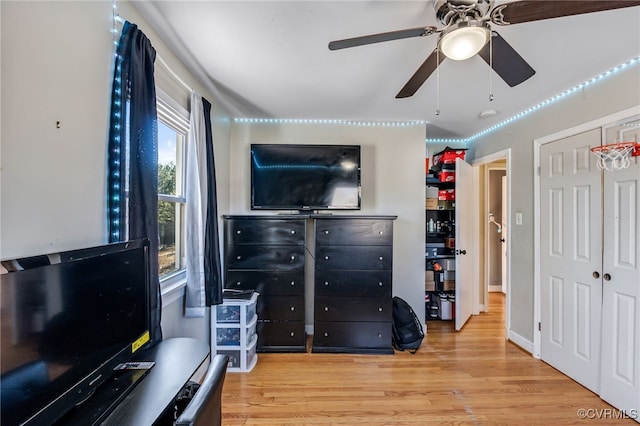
114,15 -> 194,94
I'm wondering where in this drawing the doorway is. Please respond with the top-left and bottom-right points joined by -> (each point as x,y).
487,166 -> 507,295
471,150 -> 511,334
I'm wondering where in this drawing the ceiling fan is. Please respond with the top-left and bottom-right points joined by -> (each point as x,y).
328,0 -> 640,98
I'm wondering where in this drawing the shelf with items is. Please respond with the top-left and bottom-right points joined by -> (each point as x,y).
425,147 -> 466,322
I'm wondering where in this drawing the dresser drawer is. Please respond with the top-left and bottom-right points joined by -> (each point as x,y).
225,270 -> 304,296
315,270 -> 391,297
225,245 -> 305,270
313,321 -> 392,350
315,219 -> 393,246
225,219 -> 305,245
257,296 -> 305,321
257,321 -> 306,351
314,296 -> 391,322
315,246 -> 392,271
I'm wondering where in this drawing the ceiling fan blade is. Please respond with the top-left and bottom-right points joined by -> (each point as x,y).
491,0 -> 640,25
396,49 -> 445,99
329,26 -> 437,50
478,32 -> 535,87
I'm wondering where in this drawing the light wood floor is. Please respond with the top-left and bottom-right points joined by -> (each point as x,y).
221,293 -> 633,425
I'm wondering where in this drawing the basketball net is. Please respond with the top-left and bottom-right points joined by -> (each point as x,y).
590,142 -> 640,171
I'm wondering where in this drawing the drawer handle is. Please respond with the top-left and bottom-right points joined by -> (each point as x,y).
378,333 -> 383,338
236,255 -> 242,260
379,256 -> 383,261
236,230 -> 242,234
290,332 -> 295,337
324,255 -> 330,260
290,281 -> 296,286
324,307 -> 329,311
378,281 -> 383,287
291,230 -> 296,234
290,306 -> 295,311
324,281 -> 330,286
379,231 -> 384,235
290,255 -> 296,261
378,307 -> 383,312
324,332 -> 329,337
324,230 -> 330,235
235,281 -> 242,286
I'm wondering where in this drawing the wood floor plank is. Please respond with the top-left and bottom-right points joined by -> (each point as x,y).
221,293 -> 635,425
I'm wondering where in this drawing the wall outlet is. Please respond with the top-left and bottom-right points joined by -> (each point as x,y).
515,213 -> 523,226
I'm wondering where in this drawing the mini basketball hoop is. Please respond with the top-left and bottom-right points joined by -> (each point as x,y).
590,142 -> 640,171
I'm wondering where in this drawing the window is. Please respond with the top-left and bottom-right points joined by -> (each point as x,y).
157,98 -> 189,279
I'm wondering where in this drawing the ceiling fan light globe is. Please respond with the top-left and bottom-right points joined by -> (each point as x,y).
439,24 -> 490,61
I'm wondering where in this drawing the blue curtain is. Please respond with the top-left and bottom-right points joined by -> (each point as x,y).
107,21 -> 162,344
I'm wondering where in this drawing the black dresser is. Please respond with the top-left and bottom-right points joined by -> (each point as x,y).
312,216 -> 396,354
223,216 -> 307,352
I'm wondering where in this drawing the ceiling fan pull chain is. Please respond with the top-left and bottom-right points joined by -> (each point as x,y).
489,32 -> 494,102
435,48 -> 440,115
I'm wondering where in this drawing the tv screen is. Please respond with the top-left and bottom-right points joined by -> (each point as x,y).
0,240 -> 151,425
251,144 -> 361,211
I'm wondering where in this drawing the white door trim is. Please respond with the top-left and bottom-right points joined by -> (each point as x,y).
532,105 -> 640,359
471,148 -> 511,340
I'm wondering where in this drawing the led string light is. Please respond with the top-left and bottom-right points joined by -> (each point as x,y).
233,118 -> 429,127
427,57 -> 640,144
232,58 -> 638,144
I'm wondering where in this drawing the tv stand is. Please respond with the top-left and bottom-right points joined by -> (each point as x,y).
55,338 -> 209,425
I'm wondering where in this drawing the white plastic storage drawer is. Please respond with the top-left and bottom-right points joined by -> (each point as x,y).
215,315 -> 257,346
218,335 -> 258,372
214,295 -> 257,324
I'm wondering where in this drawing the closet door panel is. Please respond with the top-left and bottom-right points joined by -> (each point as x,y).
600,156 -> 640,415
539,129 -> 602,394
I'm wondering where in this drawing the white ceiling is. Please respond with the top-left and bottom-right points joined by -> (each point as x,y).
133,1 -> 640,140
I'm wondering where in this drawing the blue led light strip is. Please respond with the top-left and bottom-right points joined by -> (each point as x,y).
231,57 -> 639,144
233,118 -> 428,127
426,57 -> 640,144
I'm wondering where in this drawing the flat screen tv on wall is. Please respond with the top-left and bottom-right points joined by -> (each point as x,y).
251,144 -> 361,211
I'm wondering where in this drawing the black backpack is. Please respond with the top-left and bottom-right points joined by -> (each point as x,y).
391,296 -> 424,353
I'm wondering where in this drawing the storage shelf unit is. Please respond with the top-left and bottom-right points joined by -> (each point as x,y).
211,292 -> 259,372
425,173 -> 457,321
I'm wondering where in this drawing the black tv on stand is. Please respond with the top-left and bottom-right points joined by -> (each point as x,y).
0,239 -> 152,425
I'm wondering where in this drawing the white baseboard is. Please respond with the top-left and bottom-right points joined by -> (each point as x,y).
507,329 -> 534,354
489,285 -> 503,293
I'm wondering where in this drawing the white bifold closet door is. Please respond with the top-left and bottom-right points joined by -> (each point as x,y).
540,124 -> 640,419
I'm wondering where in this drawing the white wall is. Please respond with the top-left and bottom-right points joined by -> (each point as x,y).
468,62 -> 640,345
229,123 -> 427,328
0,1 -> 232,342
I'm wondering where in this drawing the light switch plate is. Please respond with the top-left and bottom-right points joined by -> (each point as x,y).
515,213 -> 523,226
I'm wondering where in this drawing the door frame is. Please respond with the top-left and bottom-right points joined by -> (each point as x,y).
471,148 -> 512,339
532,105 -> 640,359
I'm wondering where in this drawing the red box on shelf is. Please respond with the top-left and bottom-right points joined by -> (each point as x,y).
439,170 -> 456,182
438,189 -> 455,200
433,147 -> 467,166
